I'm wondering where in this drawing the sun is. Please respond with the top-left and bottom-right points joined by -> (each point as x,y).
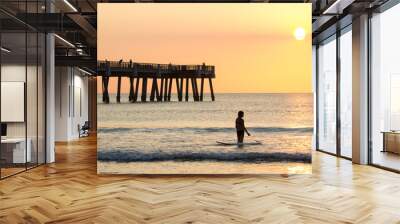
294,27 -> 306,40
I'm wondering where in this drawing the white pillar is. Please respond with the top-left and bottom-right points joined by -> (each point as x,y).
312,45 -> 317,150
352,14 -> 369,164
55,67 -> 73,141
46,32 -> 55,163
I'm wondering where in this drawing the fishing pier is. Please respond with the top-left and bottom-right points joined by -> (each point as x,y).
97,60 -> 216,103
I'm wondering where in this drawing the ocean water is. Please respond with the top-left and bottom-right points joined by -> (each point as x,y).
97,93 -> 313,174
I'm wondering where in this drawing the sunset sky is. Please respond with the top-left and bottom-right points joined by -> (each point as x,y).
98,3 -> 311,93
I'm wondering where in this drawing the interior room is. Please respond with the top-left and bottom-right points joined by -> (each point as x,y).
0,0 -> 399,223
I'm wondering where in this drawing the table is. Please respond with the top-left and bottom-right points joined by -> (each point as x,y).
1,138 -> 31,163
382,131 -> 400,154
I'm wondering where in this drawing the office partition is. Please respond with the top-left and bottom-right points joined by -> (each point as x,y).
0,1 -> 47,179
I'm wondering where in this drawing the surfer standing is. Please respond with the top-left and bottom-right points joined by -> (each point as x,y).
236,111 -> 250,143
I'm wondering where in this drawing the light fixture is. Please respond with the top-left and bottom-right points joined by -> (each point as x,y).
76,48 -> 85,55
54,34 -> 75,48
78,67 -> 92,76
1,47 -> 11,53
63,0 -> 78,12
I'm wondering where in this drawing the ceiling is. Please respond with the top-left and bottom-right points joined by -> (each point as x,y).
0,0 -> 392,71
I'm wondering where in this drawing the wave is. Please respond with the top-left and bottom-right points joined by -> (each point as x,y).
98,127 -> 313,134
97,150 -> 311,163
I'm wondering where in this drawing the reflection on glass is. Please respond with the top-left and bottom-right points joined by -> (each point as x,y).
340,29 -> 352,158
371,4 -> 400,171
318,37 -> 337,154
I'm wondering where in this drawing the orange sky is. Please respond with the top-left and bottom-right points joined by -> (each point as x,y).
98,3 -> 311,94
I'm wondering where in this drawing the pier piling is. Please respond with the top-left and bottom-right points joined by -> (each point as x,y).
185,78 -> 189,101
191,78 -> 196,101
200,78 -> 204,101
209,78 -> 215,101
150,77 -> 157,101
141,78 -> 147,102
102,76 -> 110,104
179,78 -> 184,101
168,78 -> 173,101
116,76 -> 121,103
176,78 -> 182,101
129,77 -> 134,102
164,78 -> 169,101
159,78 -> 164,102
133,77 -> 139,102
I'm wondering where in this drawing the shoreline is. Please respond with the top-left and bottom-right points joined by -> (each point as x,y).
98,161 -> 312,175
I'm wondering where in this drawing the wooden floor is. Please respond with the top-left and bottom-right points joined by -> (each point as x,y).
372,150 -> 400,171
1,136 -> 400,224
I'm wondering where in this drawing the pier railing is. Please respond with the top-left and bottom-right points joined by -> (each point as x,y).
97,60 -> 215,78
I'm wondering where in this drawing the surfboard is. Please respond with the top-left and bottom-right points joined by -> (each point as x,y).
216,140 -> 262,146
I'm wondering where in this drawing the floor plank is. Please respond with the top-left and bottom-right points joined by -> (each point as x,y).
0,135 -> 399,224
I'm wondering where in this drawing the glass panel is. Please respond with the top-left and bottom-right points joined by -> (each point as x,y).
339,29 -> 352,158
371,4 -> 400,171
1,29 -> 28,177
0,1 -> 47,178
317,36 -> 337,154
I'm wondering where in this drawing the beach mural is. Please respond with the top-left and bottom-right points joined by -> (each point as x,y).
97,3 -> 312,174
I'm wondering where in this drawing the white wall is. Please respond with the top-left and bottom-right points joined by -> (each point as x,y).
1,63 -> 46,164
1,82 -> 25,122
55,66 -> 69,141
1,64 -> 26,81
1,65 -> 39,137
55,67 -> 89,141
1,65 -> 26,139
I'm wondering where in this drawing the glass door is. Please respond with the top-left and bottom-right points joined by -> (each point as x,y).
317,35 -> 337,154
339,27 -> 352,158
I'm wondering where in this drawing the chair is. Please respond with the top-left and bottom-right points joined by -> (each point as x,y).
79,121 -> 90,138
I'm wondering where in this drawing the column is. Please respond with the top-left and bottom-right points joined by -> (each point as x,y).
141,78 -> 147,102
46,31 -> 55,163
352,14 -> 369,164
